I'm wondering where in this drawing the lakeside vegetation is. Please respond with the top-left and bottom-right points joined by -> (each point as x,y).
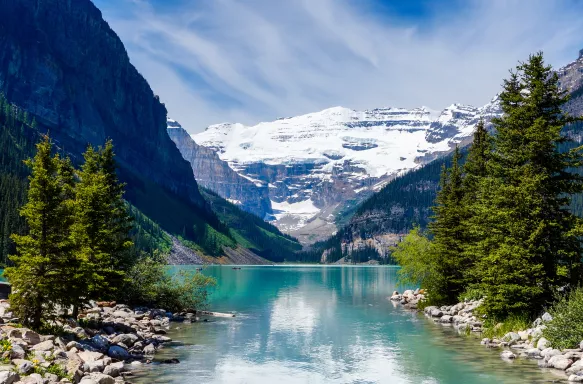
392,53 -> 583,344
4,132 -> 215,329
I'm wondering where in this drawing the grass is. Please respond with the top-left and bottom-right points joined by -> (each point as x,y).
482,315 -> 532,339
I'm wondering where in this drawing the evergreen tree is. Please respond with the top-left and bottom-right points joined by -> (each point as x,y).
4,136 -> 74,328
475,53 -> 583,318
71,142 -> 133,310
427,147 -> 467,304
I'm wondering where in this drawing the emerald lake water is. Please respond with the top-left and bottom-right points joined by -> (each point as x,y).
133,265 -> 566,384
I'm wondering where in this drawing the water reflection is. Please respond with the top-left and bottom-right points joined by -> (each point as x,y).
134,266 -> 565,384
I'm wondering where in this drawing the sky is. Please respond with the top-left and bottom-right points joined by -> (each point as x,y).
93,0 -> 583,133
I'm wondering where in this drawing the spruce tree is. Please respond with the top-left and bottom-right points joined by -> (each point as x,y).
71,141 -> 133,308
476,53 -> 583,318
428,147 -> 467,304
5,136 -> 74,328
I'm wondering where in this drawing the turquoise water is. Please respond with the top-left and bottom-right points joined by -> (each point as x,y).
134,265 -> 566,384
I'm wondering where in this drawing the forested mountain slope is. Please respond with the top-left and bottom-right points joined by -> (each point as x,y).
0,0 -> 300,262
301,53 -> 583,264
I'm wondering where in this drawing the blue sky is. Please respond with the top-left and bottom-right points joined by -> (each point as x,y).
93,0 -> 583,133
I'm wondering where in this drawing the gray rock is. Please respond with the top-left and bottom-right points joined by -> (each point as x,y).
0,370 -> 19,384
111,334 -> 138,347
543,348 -> 563,361
84,359 -> 105,373
143,343 -> 156,355
569,374 -> 583,382
502,332 -> 521,343
18,373 -> 43,383
87,373 -> 115,384
79,379 -> 98,384
107,346 -> 129,361
567,360 -> 583,375
542,312 -> 553,322
17,360 -> 34,374
500,350 -> 516,359
440,315 -> 453,323
549,355 -> 573,370
44,373 -> 59,382
430,309 -> 443,318
537,338 -> 550,350
103,363 -> 121,378
31,339 -> 54,352
525,348 -> 541,358
9,344 -> 25,359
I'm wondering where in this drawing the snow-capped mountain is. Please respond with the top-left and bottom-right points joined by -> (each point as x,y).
190,98 -> 501,242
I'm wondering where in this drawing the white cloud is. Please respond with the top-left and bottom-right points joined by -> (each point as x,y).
96,0 -> 583,133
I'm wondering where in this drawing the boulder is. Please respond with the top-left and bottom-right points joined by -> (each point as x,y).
537,338 -> 550,350
78,351 -> 104,363
143,343 -> 156,355
111,334 -> 138,347
16,360 -> 34,374
569,374 -> 583,382
107,346 -> 129,360
103,362 -> 123,378
0,371 -> 19,384
30,339 -> 54,352
430,309 -> 443,318
525,348 -> 541,358
502,332 -> 521,343
21,330 -> 41,346
567,360 -> 583,375
84,359 -> 105,373
439,315 -> 452,323
9,344 -> 25,359
18,373 -> 43,383
86,373 -> 115,384
90,335 -> 109,351
44,373 -> 59,382
543,348 -> 563,361
500,350 -> 516,359
549,355 -> 573,370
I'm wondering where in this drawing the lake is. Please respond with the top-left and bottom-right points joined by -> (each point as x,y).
133,265 -> 566,384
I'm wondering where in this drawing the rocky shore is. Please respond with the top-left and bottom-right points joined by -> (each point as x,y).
0,300 -> 192,384
391,290 -> 583,382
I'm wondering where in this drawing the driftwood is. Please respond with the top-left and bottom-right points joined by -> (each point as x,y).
196,310 -> 235,318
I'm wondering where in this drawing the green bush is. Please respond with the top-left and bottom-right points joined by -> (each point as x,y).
119,254 -> 216,312
482,315 -> 531,339
543,287 -> 583,349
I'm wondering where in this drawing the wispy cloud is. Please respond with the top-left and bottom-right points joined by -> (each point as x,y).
95,0 -> 583,133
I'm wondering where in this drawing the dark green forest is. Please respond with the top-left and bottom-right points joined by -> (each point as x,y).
0,93 -> 301,264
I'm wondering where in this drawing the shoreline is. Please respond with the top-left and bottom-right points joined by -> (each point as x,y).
391,290 -> 583,382
0,300 -> 195,384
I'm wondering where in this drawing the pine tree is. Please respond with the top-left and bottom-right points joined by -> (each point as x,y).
428,147 -> 467,304
4,136 -> 74,328
475,53 -> 583,318
71,141 -> 133,308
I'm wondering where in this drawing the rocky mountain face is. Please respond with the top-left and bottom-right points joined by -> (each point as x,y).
167,119 -> 272,219
193,99 -> 501,243
0,0 -> 204,207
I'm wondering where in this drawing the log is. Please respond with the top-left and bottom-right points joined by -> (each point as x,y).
196,310 -> 235,318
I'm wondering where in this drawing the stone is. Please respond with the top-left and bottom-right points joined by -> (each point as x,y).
111,334 -> 138,347
537,338 -> 550,350
78,351 -> 104,363
549,355 -> 573,370
16,360 -> 34,374
44,373 -> 59,382
21,330 -> 41,346
0,371 -> 19,384
84,359 -> 105,373
500,350 -> 516,359
143,343 -> 156,355
161,358 -> 179,364
525,348 -> 541,358
112,311 -> 130,319
569,374 -> 583,382
430,309 -> 443,318
439,315 -> 452,323
107,346 -> 129,361
568,360 -> 583,375
79,379 -> 98,384
103,364 -> 120,378
18,373 -> 43,383
90,335 -> 109,351
10,343 -> 25,359
541,312 -> 553,322
31,339 -> 54,352
502,332 -> 521,343
66,341 -> 83,351
543,348 -> 563,361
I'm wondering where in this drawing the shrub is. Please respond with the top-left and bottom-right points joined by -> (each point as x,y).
118,254 -> 216,312
543,287 -> 583,349
482,315 -> 531,339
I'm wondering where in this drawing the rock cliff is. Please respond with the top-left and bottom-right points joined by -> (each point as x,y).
167,120 -> 272,219
0,0 -> 205,208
